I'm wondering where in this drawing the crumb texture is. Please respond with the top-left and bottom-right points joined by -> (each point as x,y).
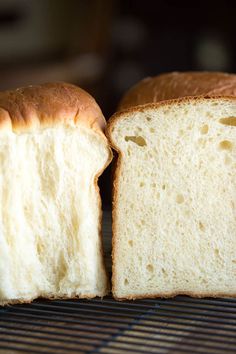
0,126 -> 109,304
110,98 -> 236,299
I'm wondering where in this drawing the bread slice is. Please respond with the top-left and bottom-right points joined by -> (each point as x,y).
0,83 -> 112,305
107,72 -> 236,300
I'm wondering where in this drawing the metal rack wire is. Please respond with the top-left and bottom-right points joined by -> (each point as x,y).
1,296 -> 236,353
1,212 -> 236,353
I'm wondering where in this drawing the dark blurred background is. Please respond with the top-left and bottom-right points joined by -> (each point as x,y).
0,0 -> 235,206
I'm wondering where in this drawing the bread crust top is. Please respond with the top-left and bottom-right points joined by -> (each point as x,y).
119,71 -> 236,110
0,82 -> 106,134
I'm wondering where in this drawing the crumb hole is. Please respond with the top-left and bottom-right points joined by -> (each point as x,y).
152,183 -> 156,188
161,268 -> 167,275
206,112 -> 213,118
162,184 -> 166,190
185,210 -> 190,217
140,182 -> 145,187
146,264 -> 154,272
219,117 -> 236,126
146,117 -> 151,121
128,240 -> 133,247
198,138 -> 206,146
200,124 -> 209,134
150,128 -> 155,133
125,136 -> 147,146
214,249 -> 220,256
219,140 -> 233,150
232,260 -> 236,264
37,242 -> 43,255
224,155 -> 232,165
176,194 -> 184,204
124,278 -> 129,285
199,222 -> 205,231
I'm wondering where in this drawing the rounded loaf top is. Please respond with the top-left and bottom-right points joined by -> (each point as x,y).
0,82 -> 106,134
119,71 -> 236,110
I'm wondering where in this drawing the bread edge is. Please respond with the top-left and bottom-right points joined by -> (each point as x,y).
0,292 -> 107,307
113,291 -> 236,301
94,144 -> 113,297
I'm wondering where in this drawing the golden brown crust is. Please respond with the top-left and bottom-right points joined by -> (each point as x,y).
95,151 -> 113,297
0,82 -> 107,134
106,95 -> 236,301
119,71 -> 236,110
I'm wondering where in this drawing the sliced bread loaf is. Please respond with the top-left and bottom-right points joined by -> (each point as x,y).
0,83 -> 112,305
107,72 -> 236,299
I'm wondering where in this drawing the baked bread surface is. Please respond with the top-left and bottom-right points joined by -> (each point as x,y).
0,83 -> 112,305
107,72 -> 236,300
0,82 -> 107,133
119,71 -> 236,110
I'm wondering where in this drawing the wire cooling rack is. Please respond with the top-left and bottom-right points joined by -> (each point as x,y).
1,211 -> 236,354
1,296 -> 236,353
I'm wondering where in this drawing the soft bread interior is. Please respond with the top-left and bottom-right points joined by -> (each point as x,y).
0,125 -> 109,304
110,98 -> 236,299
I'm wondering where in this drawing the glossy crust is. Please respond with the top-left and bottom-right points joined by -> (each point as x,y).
106,95 -> 236,300
0,82 -> 113,305
0,82 -> 107,134
119,71 -> 236,110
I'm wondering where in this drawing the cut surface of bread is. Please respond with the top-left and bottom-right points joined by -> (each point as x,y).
107,97 -> 236,299
0,83 -> 112,305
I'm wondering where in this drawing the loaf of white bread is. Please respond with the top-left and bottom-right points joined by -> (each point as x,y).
107,72 -> 236,300
0,83 -> 112,305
